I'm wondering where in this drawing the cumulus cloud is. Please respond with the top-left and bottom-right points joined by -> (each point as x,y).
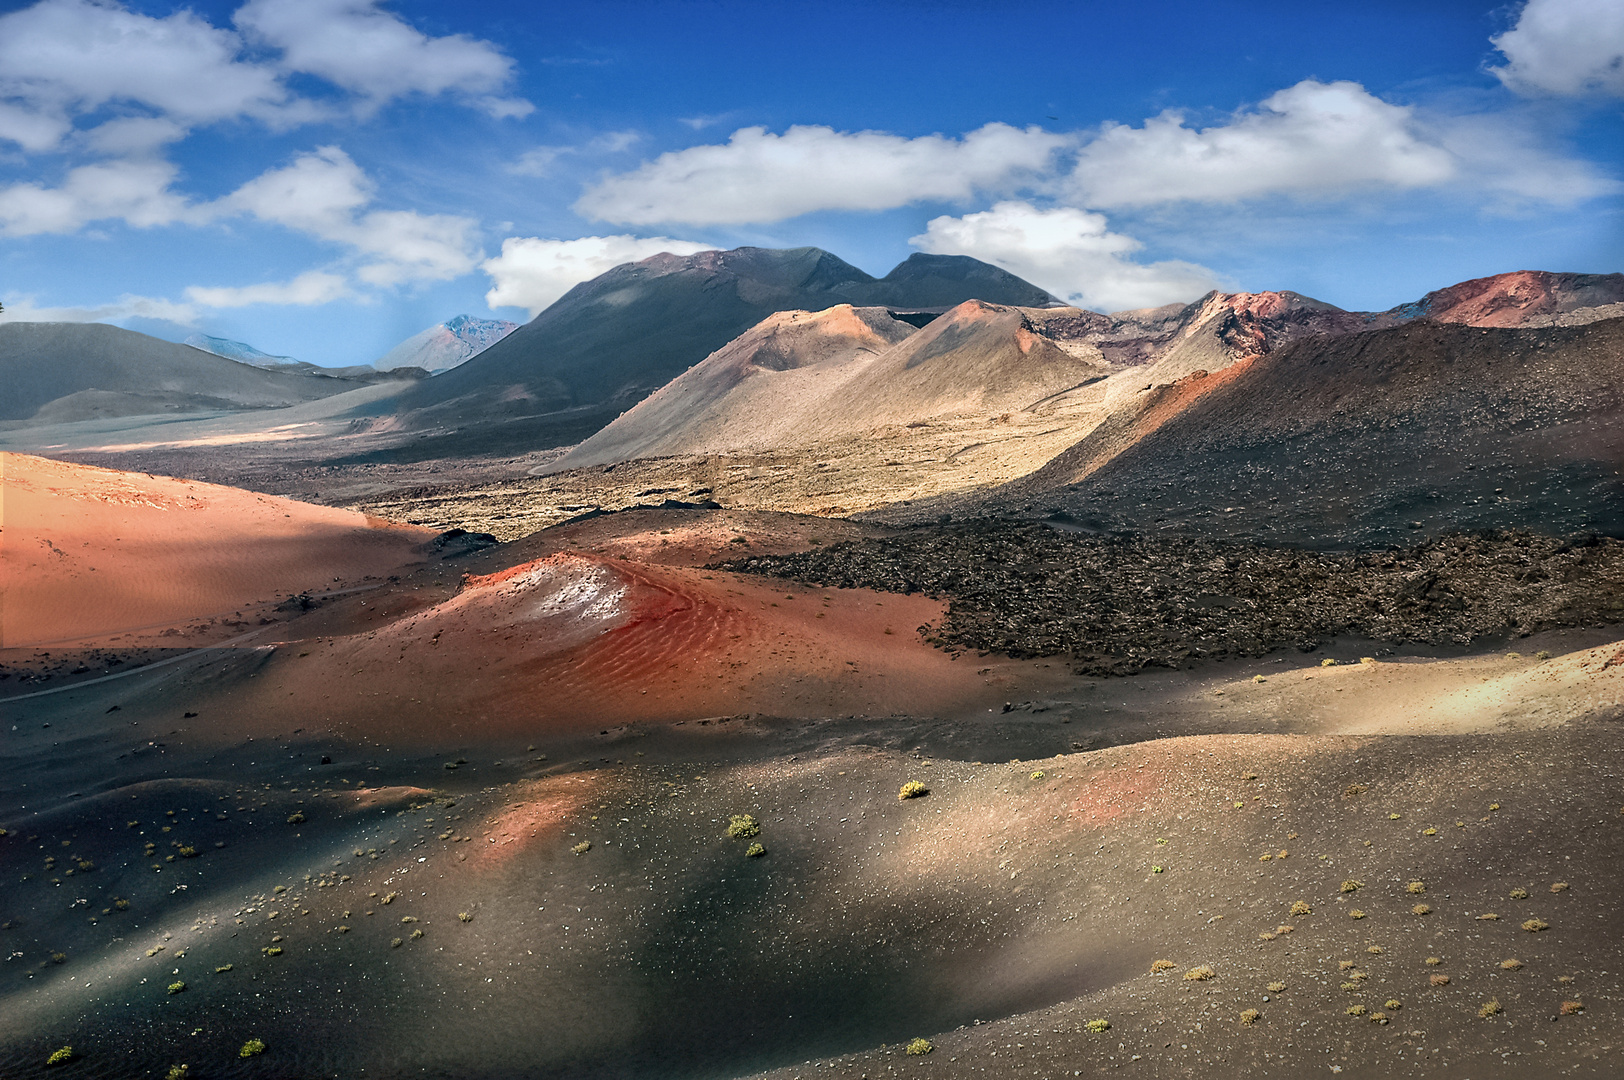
0,159 -> 197,236
482,234 -> 715,316
184,270 -> 350,308
911,201 -> 1222,313
1067,80 -> 1457,208
1491,0 -> 1624,96
234,0 -> 531,117
0,0 -> 526,154
575,123 -> 1069,226
223,146 -> 481,284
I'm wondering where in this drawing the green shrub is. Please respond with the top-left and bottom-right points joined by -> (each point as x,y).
166,1066 -> 189,1080
1239,1008 -> 1261,1025
898,781 -> 929,801
1183,965 -> 1215,981
726,815 -> 760,839
1290,901 -> 1312,917
571,841 -> 591,855
905,1038 -> 934,1055
745,843 -> 766,858
167,981 -> 186,994
239,1038 -> 266,1058
1085,1018 -> 1111,1033
46,1046 -> 73,1066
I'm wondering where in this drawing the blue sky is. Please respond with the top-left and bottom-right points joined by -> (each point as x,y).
0,0 -> 1620,366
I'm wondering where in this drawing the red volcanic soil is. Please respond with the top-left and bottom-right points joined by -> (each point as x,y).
1,452 -> 433,648
1415,269 -> 1624,327
180,550 -> 1027,745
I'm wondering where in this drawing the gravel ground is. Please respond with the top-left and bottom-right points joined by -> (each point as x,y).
718,523 -> 1624,674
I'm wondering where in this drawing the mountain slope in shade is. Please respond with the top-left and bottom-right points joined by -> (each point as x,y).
0,322 -> 363,423
183,333 -> 298,368
977,315 -> 1624,545
553,305 -> 917,469
374,314 -> 519,373
384,247 -> 1060,439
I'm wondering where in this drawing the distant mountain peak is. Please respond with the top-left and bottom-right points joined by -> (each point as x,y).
183,333 -> 298,369
374,315 -> 519,374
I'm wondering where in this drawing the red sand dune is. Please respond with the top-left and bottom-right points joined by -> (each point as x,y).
200,551 -> 1023,743
0,452 -> 434,648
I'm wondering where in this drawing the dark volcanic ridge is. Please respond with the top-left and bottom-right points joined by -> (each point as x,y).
719,523 -> 1624,675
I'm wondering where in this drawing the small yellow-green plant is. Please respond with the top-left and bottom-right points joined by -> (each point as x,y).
1413,904 -> 1432,915
167,981 -> 186,994
1561,1000 -> 1585,1015
1084,1019 -> 1110,1033
1290,900 -> 1312,917
1535,650 -> 1552,660
1345,1005 -> 1367,1017
1500,959 -> 1522,970
571,841 -> 591,855
46,1046 -> 73,1066
1339,960 -> 1357,971
1431,973 -> 1450,986
1509,887 -> 1529,899
1369,1012 -> 1390,1025
1340,879 -> 1363,893
1321,658 -> 1338,667
166,1066 -> 189,1080
1385,999 -> 1402,1010
1266,981 -> 1286,993
215,964 -> 233,973
1239,1008 -> 1261,1025
410,929 -> 423,940
745,843 -> 765,857
1150,959 -> 1175,974
1030,770 -> 1046,781
1367,945 -> 1383,955
726,815 -> 760,839
905,1038 -> 933,1055
1349,909 -> 1366,919
1479,998 -> 1502,1018
1423,826 -> 1438,836
1551,881 -> 1570,893
1183,965 -> 1215,981
1151,865 -> 1164,873
898,781 -> 929,800
1522,918 -> 1549,932
1407,880 -> 1426,894
458,912 -> 473,922
286,812 -> 304,824
239,1038 -> 266,1058
1426,956 -> 1442,966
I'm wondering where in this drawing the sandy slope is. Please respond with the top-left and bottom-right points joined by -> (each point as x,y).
0,453 -> 433,648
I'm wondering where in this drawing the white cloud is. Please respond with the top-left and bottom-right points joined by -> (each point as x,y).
0,292 -> 197,324
575,122 -> 1069,226
1067,80 -> 1457,208
1428,109 -> 1623,206
223,146 -> 481,284
234,0 -> 531,117
508,131 -> 641,177
1491,0 -> 1624,96
184,270 -> 350,308
0,159 -> 196,236
482,234 -> 715,317
911,201 -> 1222,313
0,0 -> 527,154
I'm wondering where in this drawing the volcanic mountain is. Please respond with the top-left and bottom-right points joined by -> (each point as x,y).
0,322 -> 382,424
373,314 -> 519,374
972,314 -> 1624,545
379,247 -> 1059,448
